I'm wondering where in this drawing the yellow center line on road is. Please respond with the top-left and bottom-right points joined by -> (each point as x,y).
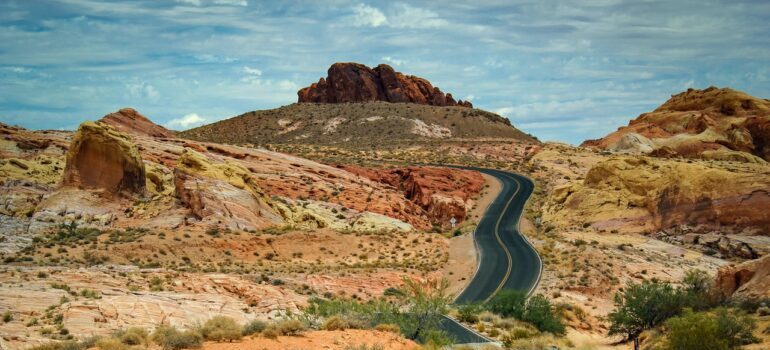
484,172 -> 521,302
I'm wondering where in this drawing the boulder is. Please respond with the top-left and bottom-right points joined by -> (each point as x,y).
715,254 -> 770,299
298,62 -> 473,108
62,121 -> 146,195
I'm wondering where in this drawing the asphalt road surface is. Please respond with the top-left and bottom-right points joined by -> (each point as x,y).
439,167 -> 540,344
454,167 -> 540,303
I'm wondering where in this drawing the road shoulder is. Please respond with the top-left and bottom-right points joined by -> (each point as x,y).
444,173 -> 502,298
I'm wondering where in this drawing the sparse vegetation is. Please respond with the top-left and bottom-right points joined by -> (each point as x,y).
151,325 -> 202,350
199,316 -> 243,342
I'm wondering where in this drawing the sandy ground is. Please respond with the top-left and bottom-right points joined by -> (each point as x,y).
203,330 -> 420,350
444,173 -> 502,298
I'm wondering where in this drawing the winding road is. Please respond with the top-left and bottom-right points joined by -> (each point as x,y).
438,167 -> 541,344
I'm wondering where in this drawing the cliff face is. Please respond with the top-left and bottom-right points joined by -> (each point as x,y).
298,62 -> 473,108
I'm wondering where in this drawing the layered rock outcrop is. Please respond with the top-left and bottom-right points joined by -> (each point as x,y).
715,255 -> 770,299
173,148 -> 282,231
62,121 -> 146,195
337,165 -> 485,226
543,156 -> 770,232
582,87 -> 770,162
298,62 -> 473,108
99,108 -> 175,138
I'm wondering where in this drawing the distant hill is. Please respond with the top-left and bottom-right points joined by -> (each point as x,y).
582,86 -> 770,163
179,102 -> 537,147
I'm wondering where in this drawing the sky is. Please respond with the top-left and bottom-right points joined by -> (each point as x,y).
1,0 -> 769,144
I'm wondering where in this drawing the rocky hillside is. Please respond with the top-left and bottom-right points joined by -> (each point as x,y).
582,87 -> 770,163
180,102 -> 535,147
0,108 -> 488,242
298,62 -> 472,107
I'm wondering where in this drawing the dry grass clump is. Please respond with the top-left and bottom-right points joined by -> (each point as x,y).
199,316 -> 242,342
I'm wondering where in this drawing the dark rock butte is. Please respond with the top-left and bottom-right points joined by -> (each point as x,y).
298,62 -> 473,108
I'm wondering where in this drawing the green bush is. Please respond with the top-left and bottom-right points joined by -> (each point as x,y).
2,311 -> 12,323
664,308 -> 757,350
608,280 -> 686,345
200,316 -> 242,342
486,291 -> 564,334
456,303 -> 482,324
151,325 -> 202,350
487,290 -> 527,319
116,327 -> 148,345
242,320 -> 267,336
521,295 -> 565,335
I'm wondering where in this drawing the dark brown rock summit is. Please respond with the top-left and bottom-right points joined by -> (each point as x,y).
298,62 -> 473,108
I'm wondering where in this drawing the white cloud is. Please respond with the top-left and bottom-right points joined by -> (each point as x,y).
166,113 -> 207,129
194,54 -> 238,63
212,0 -> 248,6
175,0 -> 247,6
7,66 -> 32,73
388,4 -> 447,29
381,56 -> 405,66
495,99 -> 597,120
175,0 -> 201,5
351,3 -> 387,27
125,82 -> 160,102
243,66 -> 262,76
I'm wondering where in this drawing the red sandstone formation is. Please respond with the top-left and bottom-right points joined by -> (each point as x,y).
298,63 -> 473,108
337,165 -> 485,226
100,108 -> 175,138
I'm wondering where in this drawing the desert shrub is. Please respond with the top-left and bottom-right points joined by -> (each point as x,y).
456,302 -> 482,323
509,325 -> 539,340
681,269 -> 721,310
115,327 -> 148,345
521,295 -> 565,335
151,325 -> 202,350
344,345 -> 384,350
2,311 -> 12,323
374,323 -> 400,333
199,316 -> 242,342
487,290 -> 527,319
502,333 -> 568,350
477,311 -> 499,323
664,308 -> 757,350
242,320 -> 267,336
322,315 -> 349,331
420,329 -> 453,348
608,280 -> 687,346
273,319 -> 306,336
261,327 -> 279,339
486,291 -> 564,334
28,341 -> 87,350
95,338 -> 129,350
